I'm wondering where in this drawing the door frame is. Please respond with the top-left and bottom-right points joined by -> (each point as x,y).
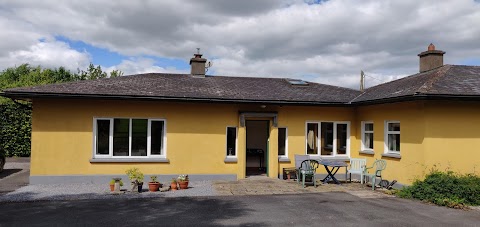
245,119 -> 270,176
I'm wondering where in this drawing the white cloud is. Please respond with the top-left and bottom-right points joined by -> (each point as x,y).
105,58 -> 188,76
0,39 -> 91,71
1,0 -> 480,88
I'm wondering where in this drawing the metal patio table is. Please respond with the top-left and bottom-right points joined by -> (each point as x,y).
319,160 -> 348,184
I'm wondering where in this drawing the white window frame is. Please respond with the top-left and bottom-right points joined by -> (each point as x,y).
305,121 -> 350,158
93,117 -> 167,159
384,120 -> 400,154
361,121 -> 374,151
225,126 -> 238,158
278,127 -> 288,159
305,122 -> 320,155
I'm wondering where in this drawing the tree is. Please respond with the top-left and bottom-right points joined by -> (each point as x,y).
0,63 -> 123,156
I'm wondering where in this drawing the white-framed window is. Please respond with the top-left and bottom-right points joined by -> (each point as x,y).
93,118 -> 166,158
305,121 -> 350,157
361,121 -> 374,151
384,121 -> 400,153
278,127 -> 288,158
226,126 -> 237,157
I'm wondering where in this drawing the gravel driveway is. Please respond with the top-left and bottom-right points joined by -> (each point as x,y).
0,181 -> 218,202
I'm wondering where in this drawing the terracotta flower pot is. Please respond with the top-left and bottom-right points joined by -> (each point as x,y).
171,182 -> 178,191
109,184 -> 115,191
178,181 -> 189,189
148,182 -> 161,192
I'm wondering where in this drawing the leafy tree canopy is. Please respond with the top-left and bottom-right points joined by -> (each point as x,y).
0,63 -> 122,156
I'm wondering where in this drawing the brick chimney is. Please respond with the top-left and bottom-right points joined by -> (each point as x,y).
418,43 -> 446,72
189,49 -> 207,77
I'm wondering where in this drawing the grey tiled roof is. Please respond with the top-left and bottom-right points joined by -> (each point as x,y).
3,73 -> 361,104
352,65 -> 480,103
4,65 -> 480,105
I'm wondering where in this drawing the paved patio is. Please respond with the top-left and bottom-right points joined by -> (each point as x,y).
214,176 -> 393,199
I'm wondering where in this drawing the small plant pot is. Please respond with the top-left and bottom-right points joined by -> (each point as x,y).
148,182 -> 161,192
109,184 -> 115,191
138,183 -> 143,193
178,181 -> 189,189
170,182 -> 178,191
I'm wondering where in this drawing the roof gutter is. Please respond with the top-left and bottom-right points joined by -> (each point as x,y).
351,93 -> 480,106
0,91 -> 351,107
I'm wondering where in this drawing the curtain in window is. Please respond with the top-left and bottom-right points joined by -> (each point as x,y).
307,130 -> 315,150
364,133 -> 372,148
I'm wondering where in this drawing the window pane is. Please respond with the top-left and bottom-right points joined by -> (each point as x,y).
321,122 -> 333,155
113,119 -> 129,156
336,124 -> 347,155
227,127 -> 236,156
365,123 -> 373,131
278,128 -> 286,156
388,122 -> 400,131
306,123 -> 318,155
388,134 -> 400,152
131,119 -> 147,156
364,133 -> 374,149
151,121 -> 164,155
96,120 -> 110,155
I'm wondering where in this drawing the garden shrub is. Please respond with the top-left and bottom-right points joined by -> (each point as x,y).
397,171 -> 480,208
0,101 -> 32,157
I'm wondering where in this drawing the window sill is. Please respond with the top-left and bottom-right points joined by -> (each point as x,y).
359,150 -> 375,155
278,156 -> 290,162
382,153 -> 401,159
224,157 -> 238,163
90,158 -> 169,163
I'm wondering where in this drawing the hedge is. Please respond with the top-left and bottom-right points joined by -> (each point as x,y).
0,101 -> 32,157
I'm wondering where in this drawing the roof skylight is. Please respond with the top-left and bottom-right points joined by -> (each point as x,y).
286,79 -> 309,86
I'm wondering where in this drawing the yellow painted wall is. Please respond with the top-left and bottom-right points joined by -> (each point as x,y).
31,99 -> 355,179
423,101 -> 480,175
31,98 -> 479,184
31,99 -> 243,176
355,101 -> 426,184
355,100 -> 480,184
276,106 -> 356,176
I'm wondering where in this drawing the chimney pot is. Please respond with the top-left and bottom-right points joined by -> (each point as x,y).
418,43 -> 445,73
190,51 -> 207,77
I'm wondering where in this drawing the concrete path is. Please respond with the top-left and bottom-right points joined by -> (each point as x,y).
0,157 -> 30,195
0,192 -> 478,226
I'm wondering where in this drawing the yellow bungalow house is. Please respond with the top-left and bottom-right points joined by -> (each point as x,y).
2,44 -> 479,186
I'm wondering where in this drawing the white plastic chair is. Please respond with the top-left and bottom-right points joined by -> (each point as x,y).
347,158 -> 367,184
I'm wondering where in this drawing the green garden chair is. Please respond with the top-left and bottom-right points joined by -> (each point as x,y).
295,154 -> 310,184
364,159 -> 387,190
298,159 -> 319,188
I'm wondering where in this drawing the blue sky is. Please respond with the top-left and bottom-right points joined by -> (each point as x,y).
54,36 -> 190,71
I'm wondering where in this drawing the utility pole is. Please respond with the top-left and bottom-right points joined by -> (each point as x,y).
360,70 -> 365,91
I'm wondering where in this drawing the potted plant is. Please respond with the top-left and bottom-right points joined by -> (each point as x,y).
109,179 -> 124,191
125,167 -> 144,193
148,176 -> 162,192
285,170 -> 292,180
170,178 -> 178,191
177,174 -> 189,189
